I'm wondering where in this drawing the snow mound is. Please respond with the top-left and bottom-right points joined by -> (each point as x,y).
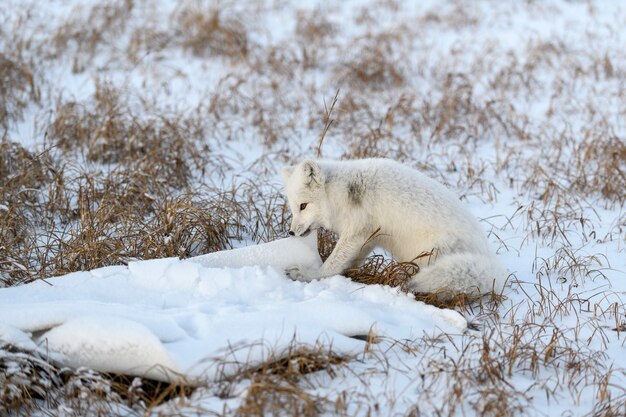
42,316 -> 180,381
0,235 -> 466,382
189,232 -> 323,270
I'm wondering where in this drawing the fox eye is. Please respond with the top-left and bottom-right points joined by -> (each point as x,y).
299,203 -> 308,211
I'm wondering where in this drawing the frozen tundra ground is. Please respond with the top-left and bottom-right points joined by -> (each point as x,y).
1,0 -> 625,416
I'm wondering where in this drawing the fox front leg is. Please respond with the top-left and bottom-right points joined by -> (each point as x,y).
285,235 -> 365,282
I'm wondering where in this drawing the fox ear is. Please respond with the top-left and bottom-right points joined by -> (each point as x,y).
281,166 -> 296,182
301,160 -> 324,188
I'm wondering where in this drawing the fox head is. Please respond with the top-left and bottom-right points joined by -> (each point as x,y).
281,160 -> 328,237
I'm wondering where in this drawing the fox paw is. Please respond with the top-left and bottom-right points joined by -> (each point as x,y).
285,266 -> 316,282
404,278 -> 423,293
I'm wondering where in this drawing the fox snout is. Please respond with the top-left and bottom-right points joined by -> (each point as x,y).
288,224 -> 312,237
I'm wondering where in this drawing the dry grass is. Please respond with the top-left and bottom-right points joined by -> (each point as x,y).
296,9 -> 337,45
573,134 -> 626,205
49,80 -> 205,179
1,167 -> 243,286
229,342 -> 347,417
1,141 -> 56,285
174,4 -> 249,59
1,113 -> 243,286
334,31 -> 407,90
0,53 -> 39,129
346,255 -> 419,289
0,346 -> 199,417
2,342 -> 348,417
49,0 -> 134,72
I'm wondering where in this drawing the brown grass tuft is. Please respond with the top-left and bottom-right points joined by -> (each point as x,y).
0,141 -> 56,286
0,53 -> 39,129
237,379 -> 323,417
346,254 -> 419,289
48,81 -> 204,188
426,73 -> 483,143
334,32 -> 406,90
50,0 -> 134,72
216,341 -> 347,417
420,3 -> 479,28
0,141 -> 52,204
127,26 -> 171,64
175,5 -> 249,59
47,191 -> 240,275
295,10 -> 337,45
316,228 -> 338,262
573,133 -> 626,205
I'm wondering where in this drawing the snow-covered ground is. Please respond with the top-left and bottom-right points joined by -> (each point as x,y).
1,0 -> 625,416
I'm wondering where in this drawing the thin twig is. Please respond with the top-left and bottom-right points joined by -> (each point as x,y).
316,88 -> 340,158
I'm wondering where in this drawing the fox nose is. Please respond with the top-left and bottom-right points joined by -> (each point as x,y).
288,231 -> 295,236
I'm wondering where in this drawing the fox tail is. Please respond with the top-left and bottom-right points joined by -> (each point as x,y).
407,253 -> 507,300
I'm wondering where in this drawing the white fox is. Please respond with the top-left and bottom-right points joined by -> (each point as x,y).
281,158 -> 506,298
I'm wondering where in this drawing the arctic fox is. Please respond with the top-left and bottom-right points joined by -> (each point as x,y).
281,158 -> 506,298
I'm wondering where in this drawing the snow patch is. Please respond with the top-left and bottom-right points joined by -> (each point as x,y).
41,316 -> 180,382
0,235 -> 466,382
189,233 -> 323,270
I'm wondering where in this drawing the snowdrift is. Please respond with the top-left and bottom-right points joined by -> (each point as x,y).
0,234 -> 466,383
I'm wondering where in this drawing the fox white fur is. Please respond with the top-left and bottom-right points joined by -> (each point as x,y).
281,158 -> 506,297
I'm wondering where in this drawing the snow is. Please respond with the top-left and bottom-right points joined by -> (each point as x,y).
2,0 -> 626,415
0,234 -> 466,383
42,316 -> 179,382
0,324 -> 37,352
190,233 -> 322,270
